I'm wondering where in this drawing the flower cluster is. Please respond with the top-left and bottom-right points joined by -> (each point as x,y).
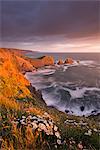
12,112 -> 61,145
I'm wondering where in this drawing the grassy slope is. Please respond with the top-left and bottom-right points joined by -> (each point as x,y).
0,48 -> 99,150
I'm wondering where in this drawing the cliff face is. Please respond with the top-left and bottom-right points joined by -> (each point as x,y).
0,48 -> 33,109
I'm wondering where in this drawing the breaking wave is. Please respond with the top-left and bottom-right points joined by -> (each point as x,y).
25,60 -> 100,116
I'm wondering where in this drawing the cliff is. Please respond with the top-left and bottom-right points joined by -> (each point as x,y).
0,48 -> 99,150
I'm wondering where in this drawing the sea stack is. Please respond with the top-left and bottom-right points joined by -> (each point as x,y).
57,59 -> 63,65
41,56 -> 54,66
64,58 -> 74,65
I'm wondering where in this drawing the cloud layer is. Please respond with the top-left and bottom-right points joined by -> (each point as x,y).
0,0 -> 100,52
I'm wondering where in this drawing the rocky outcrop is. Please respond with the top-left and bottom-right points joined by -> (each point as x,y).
64,58 -> 74,64
26,56 -> 54,68
41,56 -> 54,66
77,60 -> 80,64
57,59 -> 63,65
16,56 -> 35,74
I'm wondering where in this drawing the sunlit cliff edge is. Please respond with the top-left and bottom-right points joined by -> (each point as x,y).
0,48 -> 99,150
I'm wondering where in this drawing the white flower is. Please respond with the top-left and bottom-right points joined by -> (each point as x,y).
33,120 -> 38,124
77,142 -> 83,149
43,120 -> 48,125
93,128 -> 98,132
55,145 -> 57,148
55,131 -> 61,139
37,115 -> 42,119
22,116 -> 26,119
57,139 -> 61,145
38,123 -> 47,131
54,125 -> 58,131
74,122 -> 78,126
20,119 -> 25,123
43,112 -> 50,119
85,129 -> 92,136
28,115 -> 33,119
31,122 -> 38,130
21,121 -> 26,125
32,116 -> 38,120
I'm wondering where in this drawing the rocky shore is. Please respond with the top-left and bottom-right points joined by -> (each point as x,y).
0,48 -> 99,150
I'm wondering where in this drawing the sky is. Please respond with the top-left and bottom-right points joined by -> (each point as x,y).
0,0 -> 100,52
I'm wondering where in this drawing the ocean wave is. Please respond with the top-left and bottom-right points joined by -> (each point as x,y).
79,60 -> 96,66
36,68 -> 56,75
25,60 -> 100,116
62,86 -> 100,99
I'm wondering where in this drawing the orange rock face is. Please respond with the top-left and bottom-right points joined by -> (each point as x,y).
64,58 -> 74,64
42,56 -> 54,66
26,56 -> 54,68
0,48 -> 33,109
16,56 -> 35,73
57,59 -> 63,65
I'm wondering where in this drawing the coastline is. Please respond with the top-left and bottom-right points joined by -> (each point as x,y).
0,48 -> 99,150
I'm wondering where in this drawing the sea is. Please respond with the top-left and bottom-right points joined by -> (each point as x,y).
25,52 -> 100,116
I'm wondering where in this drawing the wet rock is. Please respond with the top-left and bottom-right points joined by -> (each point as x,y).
65,110 -> 69,113
91,110 -> 97,114
77,60 -> 80,64
41,56 -> 54,66
80,106 -> 85,111
27,56 -> 54,68
28,84 -> 46,105
64,58 -> 74,64
57,59 -> 63,65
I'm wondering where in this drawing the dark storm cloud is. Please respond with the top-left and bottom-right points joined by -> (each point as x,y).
0,0 -> 100,42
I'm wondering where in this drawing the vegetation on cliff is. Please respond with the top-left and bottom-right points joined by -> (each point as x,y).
0,48 -> 99,150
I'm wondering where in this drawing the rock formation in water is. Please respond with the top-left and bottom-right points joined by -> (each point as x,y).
64,58 -> 74,64
57,59 -> 63,65
26,56 -> 54,68
77,60 -> 80,64
41,56 -> 54,66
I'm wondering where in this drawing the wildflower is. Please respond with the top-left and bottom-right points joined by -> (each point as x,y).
85,129 -> 92,136
55,145 -> 57,148
38,123 -> 47,131
55,131 -> 61,139
32,116 -> 38,120
54,125 -> 58,131
57,139 -> 61,145
93,128 -> 98,132
28,115 -> 33,119
77,141 -> 83,149
22,116 -> 26,119
31,122 -> 38,130
43,112 -> 50,119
